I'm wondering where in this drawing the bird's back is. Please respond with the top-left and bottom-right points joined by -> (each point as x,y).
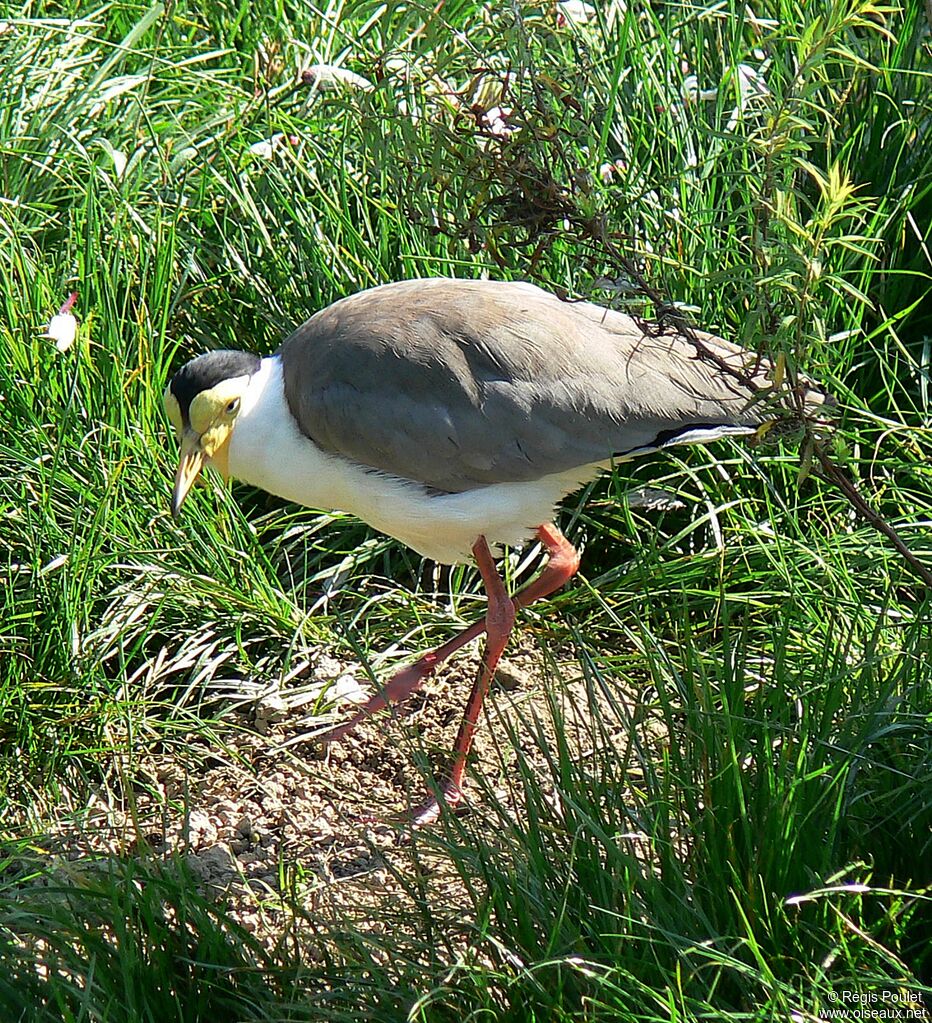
280,278 -> 827,493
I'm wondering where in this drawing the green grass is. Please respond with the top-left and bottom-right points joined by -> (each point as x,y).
1,0 -> 930,1018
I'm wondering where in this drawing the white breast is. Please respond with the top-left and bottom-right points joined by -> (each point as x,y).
227,357 -> 603,564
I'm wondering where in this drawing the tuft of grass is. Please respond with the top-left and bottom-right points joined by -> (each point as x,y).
0,855 -> 316,1023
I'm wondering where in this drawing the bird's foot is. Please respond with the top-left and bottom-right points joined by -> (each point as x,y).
318,653 -> 441,743
319,779 -> 466,835
408,780 -> 467,829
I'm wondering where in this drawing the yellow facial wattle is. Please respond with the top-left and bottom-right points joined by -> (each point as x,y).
165,380 -> 246,516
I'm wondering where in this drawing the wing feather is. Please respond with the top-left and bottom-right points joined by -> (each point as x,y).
279,279 -> 813,493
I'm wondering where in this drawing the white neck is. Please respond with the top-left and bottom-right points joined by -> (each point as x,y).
228,356 -> 362,512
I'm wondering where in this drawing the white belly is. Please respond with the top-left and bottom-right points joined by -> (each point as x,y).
228,358 -> 603,564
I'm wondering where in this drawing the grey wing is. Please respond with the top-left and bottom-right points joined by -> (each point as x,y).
278,280 -> 774,493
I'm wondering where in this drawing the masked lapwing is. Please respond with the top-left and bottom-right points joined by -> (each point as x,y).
165,277 -> 830,824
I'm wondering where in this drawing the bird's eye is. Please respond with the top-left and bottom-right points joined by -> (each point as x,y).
225,398 -> 240,415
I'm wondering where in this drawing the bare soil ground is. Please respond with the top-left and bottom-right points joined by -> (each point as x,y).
29,637 -> 644,941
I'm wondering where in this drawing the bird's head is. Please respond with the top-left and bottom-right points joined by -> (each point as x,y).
163,350 -> 261,518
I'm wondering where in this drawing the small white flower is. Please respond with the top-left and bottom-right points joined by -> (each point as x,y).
598,159 -> 625,183
44,293 -> 78,353
677,62 -> 770,135
724,63 -> 770,131
681,64 -> 769,107
300,65 -> 374,92
47,314 -> 77,352
480,105 -> 518,139
735,63 -> 770,101
681,75 -> 719,103
557,0 -> 596,25
248,133 -> 298,159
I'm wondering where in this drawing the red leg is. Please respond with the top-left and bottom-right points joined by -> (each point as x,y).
416,525 -> 580,823
321,618 -> 487,742
320,523 -> 580,743
410,535 -> 516,825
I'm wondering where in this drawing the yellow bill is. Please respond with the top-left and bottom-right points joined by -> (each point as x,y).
171,431 -> 205,519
